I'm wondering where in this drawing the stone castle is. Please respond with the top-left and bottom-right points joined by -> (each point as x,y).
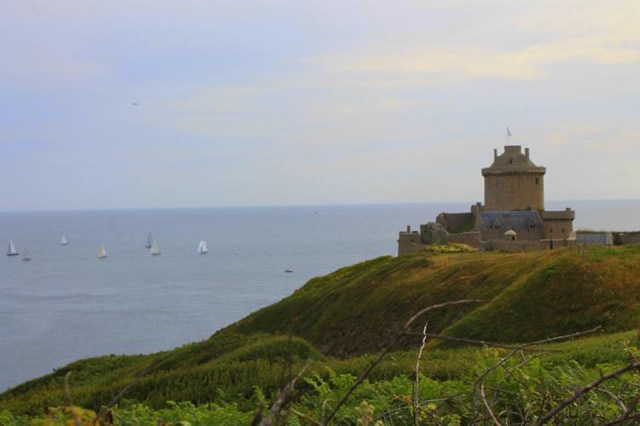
398,145 -> 576,255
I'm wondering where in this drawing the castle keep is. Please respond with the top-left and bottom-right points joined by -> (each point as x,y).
398,145 -> 575,255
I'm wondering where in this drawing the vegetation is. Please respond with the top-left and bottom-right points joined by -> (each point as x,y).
2,245 -> 640,423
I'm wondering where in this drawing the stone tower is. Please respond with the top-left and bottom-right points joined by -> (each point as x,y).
482,146 -> 545,211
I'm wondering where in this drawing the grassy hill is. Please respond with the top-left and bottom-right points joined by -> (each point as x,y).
2,245 -> 640,417
229,245 -> 640,354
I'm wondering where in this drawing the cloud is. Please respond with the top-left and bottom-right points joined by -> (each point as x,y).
302,1 -> 640,84
305,40 -> 639,84
1,48 -> 111,83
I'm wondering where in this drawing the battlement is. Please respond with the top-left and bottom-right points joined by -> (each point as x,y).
482,146 -> 546,211
541,209 -> 575,221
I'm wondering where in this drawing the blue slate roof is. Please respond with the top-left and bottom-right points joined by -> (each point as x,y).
479,211 -> 542,232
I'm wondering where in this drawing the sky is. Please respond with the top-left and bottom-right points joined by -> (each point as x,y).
1,0 -> 639,209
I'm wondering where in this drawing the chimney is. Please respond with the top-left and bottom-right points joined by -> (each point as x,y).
525,147 -> 530,159
406,225 -> 411,233
493,148 -> 497,160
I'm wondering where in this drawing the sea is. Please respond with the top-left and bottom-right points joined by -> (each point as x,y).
1,200 -> 639,391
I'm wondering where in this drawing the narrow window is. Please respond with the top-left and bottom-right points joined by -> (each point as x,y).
535,177 -> 539,184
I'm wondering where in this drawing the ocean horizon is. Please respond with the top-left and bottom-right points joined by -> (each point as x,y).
1,200 -> 639,391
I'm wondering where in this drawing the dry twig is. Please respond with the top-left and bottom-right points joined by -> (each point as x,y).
260,362 -> 312,426
480,383 -> 502,426
290,408 -> 323,426
471,326 -> 602,423
403,333 -> 559,352
96,357 -> 165,423
413,321 -> 429,426
536,362 -> 640,425
322,299 -> 482,426
63,372 -> 81,426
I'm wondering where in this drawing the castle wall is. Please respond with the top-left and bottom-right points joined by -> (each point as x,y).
541,210 -> 575,240
436,212 -> 473,233
397,231 -> 423,256
448,232 -> 482,247
619,233 -> 640,245
480,225 -> 543,242
576,232 -> 613,245
542,220 -> 573,239
482,239 -> 571,252
484,173 -> 544,211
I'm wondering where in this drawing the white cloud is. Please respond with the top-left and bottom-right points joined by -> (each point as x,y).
302,0 -> 640,83
1,48 -> 110,82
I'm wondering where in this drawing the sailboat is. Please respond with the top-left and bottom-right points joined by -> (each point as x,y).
22,249 -> 32,262
97,245 -> 108,259
60,235 -> 69,246
7,240 -> 19,256
149,240 -> 161,256
197,240 -> 208,254
145,232 -> 153,249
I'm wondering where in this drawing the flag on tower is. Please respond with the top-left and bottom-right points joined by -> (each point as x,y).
507,126 -> 512,137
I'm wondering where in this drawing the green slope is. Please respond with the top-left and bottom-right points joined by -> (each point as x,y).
227,245 -> 640,354
2,245 -> 640,415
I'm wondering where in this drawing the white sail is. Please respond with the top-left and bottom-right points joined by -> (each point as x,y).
97,245 -> 108,259
197,240 -> 208,254
149,241 -> 161,256
146,232 -> 153,249
7,240 -> 19,256
22,249 -> 32,262
60,234 -> 69,246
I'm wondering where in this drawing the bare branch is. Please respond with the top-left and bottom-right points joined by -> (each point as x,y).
603,394 -> 640,426
96,357 -> 165,423
537,362 -> 640,425
290,408 -> 323,426
526,326 -> 602,346
597,387 -> 627,414
404,333 -> 558,352
106,358 -> 162,407
413,321 -> 429,426
250,404 -> 264,426
63,372 -> 81,426
481,383 -> 502,426
472,349 -> 521,418
472,326 -> 602,420
404,300 -> 483,330
604,412 -> 640,425
63,371 -> 74,407
322,299 -> 482,426
260,362 -> 311,426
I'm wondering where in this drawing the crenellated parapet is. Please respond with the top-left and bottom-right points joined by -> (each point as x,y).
482,145 -> 545,211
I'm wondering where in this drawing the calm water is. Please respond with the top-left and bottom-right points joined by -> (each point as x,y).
1,200 -> 638,391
